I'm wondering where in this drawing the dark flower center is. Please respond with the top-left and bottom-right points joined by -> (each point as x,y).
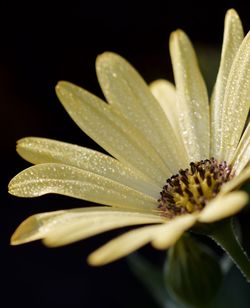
158,158 -> 234,218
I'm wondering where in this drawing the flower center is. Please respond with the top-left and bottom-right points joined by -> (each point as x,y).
158,158 -> 234,218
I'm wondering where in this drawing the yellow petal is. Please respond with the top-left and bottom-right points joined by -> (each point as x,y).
151,214 -> 197,249
198,191 -> 248,223
56,81 -> 170,186
11,210 -> 65,244
88,214 -> 196,266
150,79 -> 186,148
11,207 -> 164,246
8,163 -> 157,210
211,9 -> 244,158
88,224 -> 164,266
96,52 -> 187,173
150,80 -> 177,128
16,137 -> 160,198
219,30 -> 250,162
221,165 -> 250,194
231,122 -> 250,175
44,211 -> 164,247
170,30 -> 210,161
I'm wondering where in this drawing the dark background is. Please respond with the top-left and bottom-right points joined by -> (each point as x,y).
1,1 -> 250,307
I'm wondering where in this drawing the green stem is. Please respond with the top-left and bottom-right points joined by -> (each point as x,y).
209,219 -> 250,282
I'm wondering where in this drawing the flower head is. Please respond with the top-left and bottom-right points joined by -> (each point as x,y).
9,9 -> 250,266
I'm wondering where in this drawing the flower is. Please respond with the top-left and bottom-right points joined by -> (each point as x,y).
9,9 -> 250,266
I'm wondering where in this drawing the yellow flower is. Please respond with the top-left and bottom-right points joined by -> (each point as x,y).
9,9 -> 250,266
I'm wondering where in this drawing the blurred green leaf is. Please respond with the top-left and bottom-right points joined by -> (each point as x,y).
127,253 -> 184,308
164,234 -> 222,308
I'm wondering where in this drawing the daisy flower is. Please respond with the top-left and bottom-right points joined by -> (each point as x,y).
9,9 -> 250,269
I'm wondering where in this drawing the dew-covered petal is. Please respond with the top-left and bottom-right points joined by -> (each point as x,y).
96,52 -> 188,173
198,191 -> 248,223
221,165 -> 250,194
219,31 -> 250,162
150,79 -> 186,146
149,80 -> 177,130
44,210 -> 163,247
16,137 -> 160,198
88,214 -> 196,265
56,81 -> 170,186
11,207 -> 164,246
231,122 -> 250,175
170,30 -> 210,161
211,9 -> 244,158
8,163 -> 157,210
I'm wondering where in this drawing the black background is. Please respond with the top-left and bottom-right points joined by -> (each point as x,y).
1,1 -> 250,307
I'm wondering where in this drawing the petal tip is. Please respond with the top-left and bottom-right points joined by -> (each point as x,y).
8,181 -> 15,195
10,215 -> 41,245
169,29 -> 191,52
55,80 -> 64,89
96,51 -> 120,67
10,232 -> 23,246
170,29 -> 186,41
198,191 -> 249,223
55,81 -> 72,95
226,8 -> 239,19
87,252 -> 105,267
